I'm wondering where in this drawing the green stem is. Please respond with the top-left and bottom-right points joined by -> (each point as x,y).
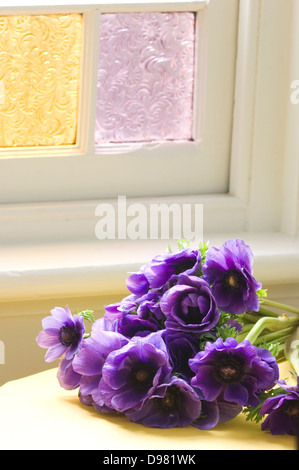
254,326 -> 297,345
262,299 -> 299,315
244,315 -> 299,345
257,306 -> 281,317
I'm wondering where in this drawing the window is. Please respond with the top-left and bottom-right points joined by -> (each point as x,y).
0,0 -> 298,277
95,12 -> 196,145
0,0 -> 239,204
0,13 -> 82,147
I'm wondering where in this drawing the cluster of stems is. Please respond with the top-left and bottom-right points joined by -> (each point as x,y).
236,299 -> 299,369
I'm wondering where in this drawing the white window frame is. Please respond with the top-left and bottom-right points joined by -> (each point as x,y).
0,0 -> 240,202
0,0 -> 299,304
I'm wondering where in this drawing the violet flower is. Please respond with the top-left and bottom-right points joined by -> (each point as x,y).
126,269 -> 150,296
115,314 -> 160,338
99,331 -> 172,412
144,248 -> 202,290
125,376 -> 202,428
160,274 -> 220,334
260,376 -> 299,435
104,295 -> 138,323
57,355 -> 82,391
202,239 -> 262,315
192,395 -> 242,430
36,306 -> 85,362
189,337 -> 279,407
126,248 -> 202,294
72,321 -> 128,410
162,330 -> 199,381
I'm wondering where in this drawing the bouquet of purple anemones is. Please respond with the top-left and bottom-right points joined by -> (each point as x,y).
36,238 -> 299,438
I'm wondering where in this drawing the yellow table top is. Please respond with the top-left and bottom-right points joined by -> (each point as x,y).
0,362 -> 297,450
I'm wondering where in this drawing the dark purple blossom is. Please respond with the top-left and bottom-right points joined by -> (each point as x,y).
189,337 -> 279,407
143,248 -> 202,290
72,320 -> 128,411
202,239 -> 262,315
115,313 -> 160,338
136,290 -> 165,322
36,306 -> 85,362
162,330 -> 199,380
99,331 -> 172,412
260,376 -> 299,435
126,248 -> 202,294
192,395 -> 242,430
160,274 -> 220,334
125,376 -> 202,428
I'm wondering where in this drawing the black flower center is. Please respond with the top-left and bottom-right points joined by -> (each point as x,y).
173,259 -> 196,275
59,325 -> 79,347
131,363 -> 155,390
283,400 -> 299,417
214,356 -> 244,384
223,269 -> 245,291
155,385 -> 181,412
187,306 -> 202,324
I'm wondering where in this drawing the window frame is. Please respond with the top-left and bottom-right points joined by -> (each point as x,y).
0,0 -> 298,304
0,0 -> 241,203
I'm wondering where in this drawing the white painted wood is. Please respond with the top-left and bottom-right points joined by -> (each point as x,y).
246,0 -> 292,232
281,0 -> 299,237
0,232 -> 298,304
229,0 -> 261,207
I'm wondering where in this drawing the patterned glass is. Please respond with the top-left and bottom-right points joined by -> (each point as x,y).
0,14 -> 82,148
95,12 -> 196,145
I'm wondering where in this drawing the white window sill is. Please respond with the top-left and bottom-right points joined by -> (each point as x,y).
0,232 -> 298,303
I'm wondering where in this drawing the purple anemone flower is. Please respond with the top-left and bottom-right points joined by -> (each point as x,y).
160,274 -> 220,334
202,239 -> 262,315
189,337 -> 279,407
143,248 -> 202,290
136,290 -> 165,322
125,376 -> 202,428
162,330 -> 199,380
260,376 -> 299,435
72,321 -> 128,411
104,294 -> 137,323
36,306 -> 85,362
57,355 -> 82,391
126,248 -> 202,295
192,395 -> 242,430
126,269 -> 150,296
99,331 -> 172,412
115,314 -> 160,338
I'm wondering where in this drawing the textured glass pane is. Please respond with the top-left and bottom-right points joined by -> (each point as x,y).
0,14 -> 82,147
95,12 -> 195,145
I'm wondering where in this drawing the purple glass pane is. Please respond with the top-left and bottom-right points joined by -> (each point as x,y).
95,12 -> 195,144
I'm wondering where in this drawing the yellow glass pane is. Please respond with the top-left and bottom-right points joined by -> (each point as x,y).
0,14 -> 82,148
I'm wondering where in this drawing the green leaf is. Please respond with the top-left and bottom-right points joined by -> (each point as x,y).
243,386 -> 288,424
177,239 -> 191,250
77,310 -> 95,323
198,241 -> 209,264
285,326 -> 299,375
216,324 -> 238,340
166,243 -> 172,253
256,288 -> 268,302
258,338 -> 281,358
